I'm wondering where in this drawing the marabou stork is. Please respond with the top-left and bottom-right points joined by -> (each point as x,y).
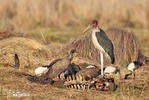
83,20 -> 115,77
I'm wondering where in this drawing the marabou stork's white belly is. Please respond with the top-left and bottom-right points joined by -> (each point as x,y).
92,32 -> 105,53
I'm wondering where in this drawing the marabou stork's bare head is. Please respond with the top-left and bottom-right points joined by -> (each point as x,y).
83,20 -> 98,33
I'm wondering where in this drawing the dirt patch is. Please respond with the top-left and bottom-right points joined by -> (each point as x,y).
0,64 -> 149,99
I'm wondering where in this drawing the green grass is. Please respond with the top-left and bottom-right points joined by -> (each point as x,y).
22,27 -> 149,45
25,27 -> 82,44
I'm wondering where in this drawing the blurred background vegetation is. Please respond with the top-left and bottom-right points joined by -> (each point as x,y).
0,0 -> 149,53
0,0 -> 149,32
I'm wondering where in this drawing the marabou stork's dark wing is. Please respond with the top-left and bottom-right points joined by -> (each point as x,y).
95,29 -> 115,64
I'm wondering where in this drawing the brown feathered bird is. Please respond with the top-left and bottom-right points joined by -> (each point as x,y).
75,67 -> 101,81
41,49 -> 77,81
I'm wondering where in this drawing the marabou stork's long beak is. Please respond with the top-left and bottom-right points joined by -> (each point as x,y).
83,24 -> 92,33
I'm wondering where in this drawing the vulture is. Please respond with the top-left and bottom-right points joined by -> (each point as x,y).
75,68 -> 101,81
64,63 -> 81,79
41,49 -> 77,81
104,66 -> 121,79
124,61 -> 142,79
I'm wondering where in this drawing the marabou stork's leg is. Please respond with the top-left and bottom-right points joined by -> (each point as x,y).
100,52 -> 104,77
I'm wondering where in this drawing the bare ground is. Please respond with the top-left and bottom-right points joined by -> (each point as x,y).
0,64 -> 149,100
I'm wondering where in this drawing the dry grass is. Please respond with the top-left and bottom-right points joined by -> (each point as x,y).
106,28 -> 139,65
0,0 -> 149,32
0,37 -> 52,74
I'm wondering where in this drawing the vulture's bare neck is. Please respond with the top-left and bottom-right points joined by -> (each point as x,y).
69,52 -> 74,60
